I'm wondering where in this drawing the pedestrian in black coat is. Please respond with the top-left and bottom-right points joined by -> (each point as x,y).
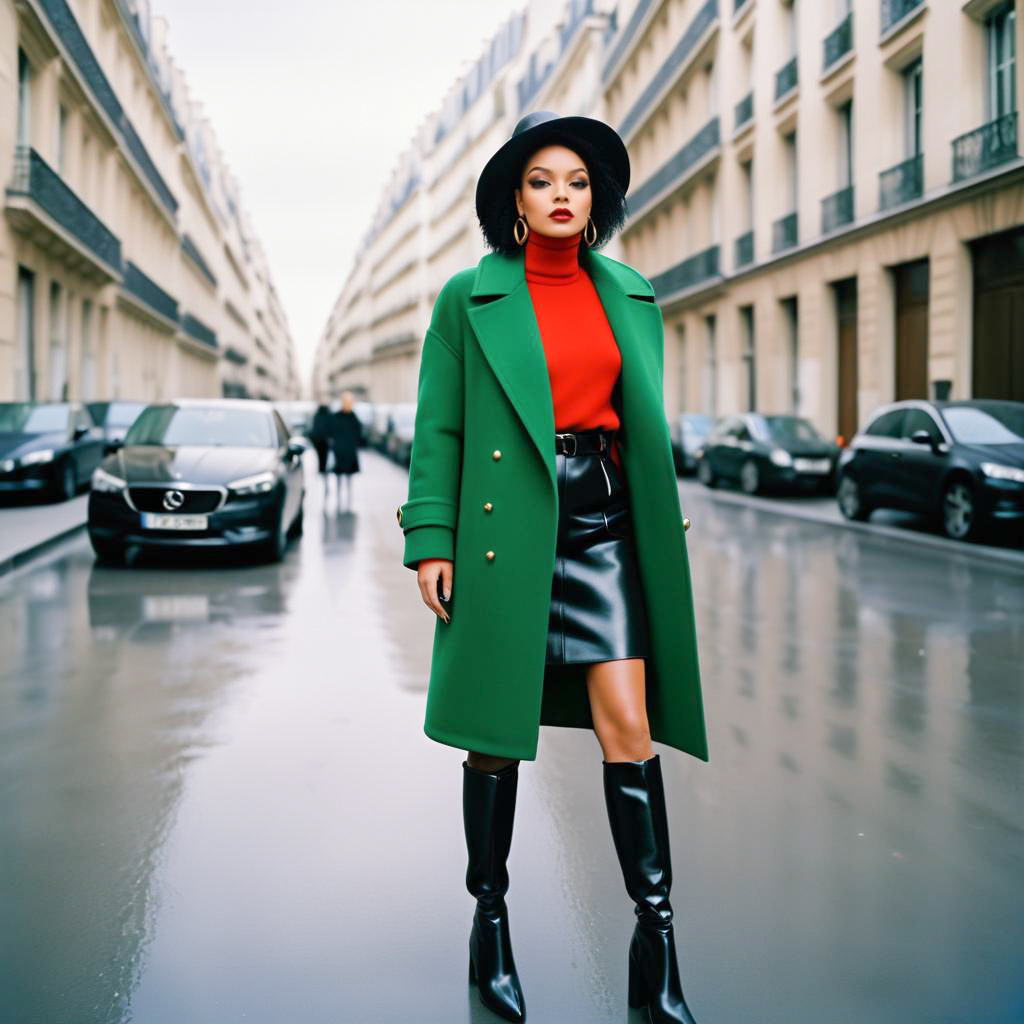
310,404 -> 332,476
329,391 -> 362,510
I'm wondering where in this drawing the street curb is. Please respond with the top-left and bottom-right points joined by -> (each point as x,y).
0,522 -> 87,579
679,481 -> 1024,572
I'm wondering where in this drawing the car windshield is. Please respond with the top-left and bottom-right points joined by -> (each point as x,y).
0,402 -> 70,433
106,402 -> 146,427
683,414 -> 713,434
761,416 -> 821,442
124,405 -> 277,447
942,404 -> 1024,445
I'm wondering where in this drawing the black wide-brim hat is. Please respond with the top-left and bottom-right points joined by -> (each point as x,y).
475,110 -> 630,226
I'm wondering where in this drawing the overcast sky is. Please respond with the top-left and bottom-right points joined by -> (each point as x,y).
156,0 -> 525,390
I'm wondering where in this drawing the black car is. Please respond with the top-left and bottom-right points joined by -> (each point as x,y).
87,400 -> 147,453
87,399 -> 306,564
696,413 -> 840,495
836,399 -> 1024,541
670,412 -> 713,474
0,401 -> 105,501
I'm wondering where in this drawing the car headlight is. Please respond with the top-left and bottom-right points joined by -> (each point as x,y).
228,470 -> 277,495
91,467 -> 126,492
981,462 -> 1024,484
769,448 -> 793,467
19,449 -> 55,466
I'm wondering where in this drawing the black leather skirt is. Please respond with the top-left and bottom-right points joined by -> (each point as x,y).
546,428 -> 651,665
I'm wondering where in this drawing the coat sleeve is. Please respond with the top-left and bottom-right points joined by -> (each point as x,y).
397,309 -> 465,571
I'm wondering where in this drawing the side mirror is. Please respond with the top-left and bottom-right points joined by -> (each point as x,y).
72,424 -> 89,441
910,429 -> 937,449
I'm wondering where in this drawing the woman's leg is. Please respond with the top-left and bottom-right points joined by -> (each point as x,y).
585,658 -> 654,762
467,751 -> 519,772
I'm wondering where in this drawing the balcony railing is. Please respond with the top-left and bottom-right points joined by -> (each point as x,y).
38,0 -> 178,216
821,184 -> 854,233
602,0 -> 654,82
774,55 -> 798,102
772,211 -> 798,253
878,152 -> 923,210
823,12 -> 853,71
648,245 -> 720,299
626,117 -> 721,218
618,0 -> 718,139
734,0 -> 750,12
123,261 -> 179,325
182,312 -> 218,350
735,230 -> 754,268
6,147 -> 121,273
735,91 -> 753,131
951,111 -> 1018,182
880,0 -> 925,35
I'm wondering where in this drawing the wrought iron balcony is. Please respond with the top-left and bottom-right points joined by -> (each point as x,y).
123,261 -> 179,325
5,146 -> 121,276
618,0 -> 718,139
772,211 -> 798,253
880,0 -> 925,35
626,117 -> 721,218
951,111 -> 1018,182
735,230 -> 754,269
775,55 -> 798,102
648,245 -> 720,300
823,12 -> 853,72
735,91 -> 753,131
822,184 -> 854,233
878,152 -> 922,210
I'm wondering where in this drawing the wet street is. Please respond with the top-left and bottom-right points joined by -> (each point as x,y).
2,449 -> 1022,1024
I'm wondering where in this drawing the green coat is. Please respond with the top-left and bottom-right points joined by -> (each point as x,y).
396,243 -> 709,763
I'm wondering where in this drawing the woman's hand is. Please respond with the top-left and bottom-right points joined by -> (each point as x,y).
417,558 -> 453,624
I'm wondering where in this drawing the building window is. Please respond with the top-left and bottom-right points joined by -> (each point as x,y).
781,297 -> 799,413
987,2 -> 1017,120
740,305 -> 756,411
49,281 -> 67,401
17,267 -> 36,401
743,159 -> 754,229
903,58 -> 923,158
676,323 -> 687,414
839,100 -> 853,187
784,131 -> 798,212
17,49 -> 31,148
57,102 -> 68,175
704,314 -> 717,416
81,298 -> 96,400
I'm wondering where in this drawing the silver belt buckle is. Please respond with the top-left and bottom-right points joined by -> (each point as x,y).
556,432 -> 577,456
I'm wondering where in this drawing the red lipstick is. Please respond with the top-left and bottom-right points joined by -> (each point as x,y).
549,208 -> 573,221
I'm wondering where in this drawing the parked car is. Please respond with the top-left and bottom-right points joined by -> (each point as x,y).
273,400 -> 316,440
87,399 -> 305,564
0,401 -> 105,501
696,413 -> 840,495
87,400 -> 147,453
368,403 -> 394,452
836,399 -> 1024,541
387,402 -> 417,465
670,413 -> 714,474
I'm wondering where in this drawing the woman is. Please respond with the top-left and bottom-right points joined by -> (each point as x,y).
327,391 -> 361,510
397,111 -> 708,1023
309,402 -> 332,477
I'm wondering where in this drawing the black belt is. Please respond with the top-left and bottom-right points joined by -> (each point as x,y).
554,428 -> 616,456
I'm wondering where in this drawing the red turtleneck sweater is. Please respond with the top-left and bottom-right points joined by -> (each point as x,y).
523,229 -> 623,470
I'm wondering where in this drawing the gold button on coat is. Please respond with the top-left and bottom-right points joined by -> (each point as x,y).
492,449 -> 502,460
396,506 -> 403,525
485,550 -> 495,561
683,516 -> 691,531
483,502 -> 493,512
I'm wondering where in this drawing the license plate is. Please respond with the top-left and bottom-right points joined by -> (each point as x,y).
141,512 -> 209,530
793,458 -> 831,474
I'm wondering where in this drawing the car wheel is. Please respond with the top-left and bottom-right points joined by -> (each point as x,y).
697,458 -> 716,488
56,460 -> 77,502
89,532 -> 124,564
260,507 -> 288,563
837,473 -> 871,520
942,479 -> 980,541
287,496 -> 304,538
740,459 -> 760,495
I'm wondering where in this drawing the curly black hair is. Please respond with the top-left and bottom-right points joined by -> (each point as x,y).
476,130 -> 628,255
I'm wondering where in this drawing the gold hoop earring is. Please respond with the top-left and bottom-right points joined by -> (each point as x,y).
584,216 -> 598,247
514,215 -> 529,246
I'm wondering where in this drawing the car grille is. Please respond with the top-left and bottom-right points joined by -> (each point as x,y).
127,487 -> 224,513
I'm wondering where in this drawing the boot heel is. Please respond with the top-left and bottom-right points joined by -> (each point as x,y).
627,945 -> 645,1009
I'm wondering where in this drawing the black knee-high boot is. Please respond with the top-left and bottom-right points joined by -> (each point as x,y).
463,759 -> 527,1022
603,753 -> 699,1024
